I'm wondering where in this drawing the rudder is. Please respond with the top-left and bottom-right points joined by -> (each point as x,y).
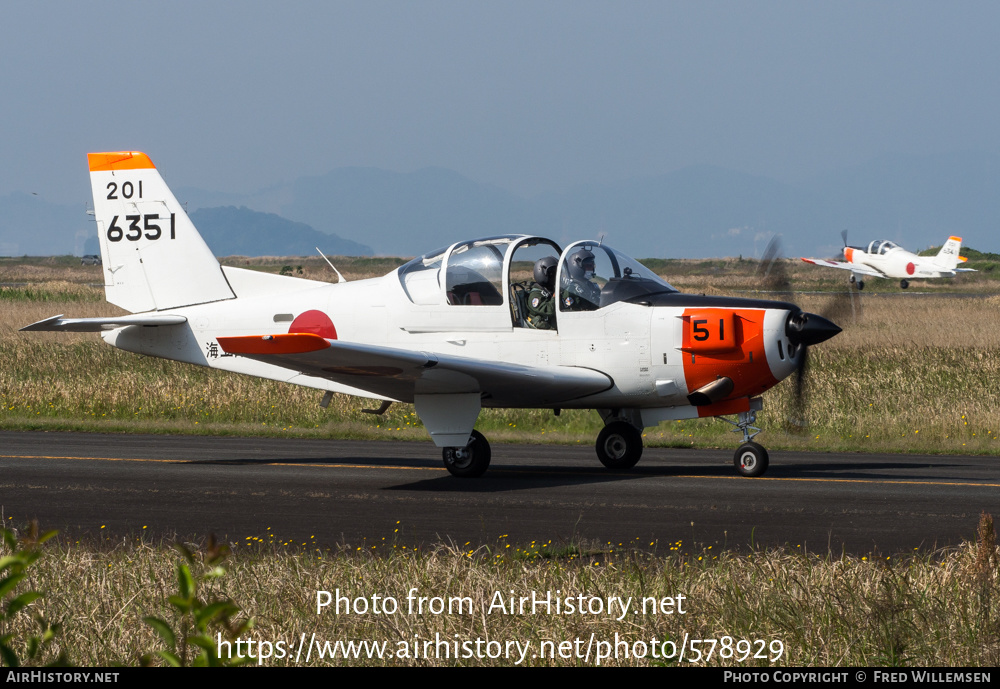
934,236 -> 963,271
88,152 -> 235,312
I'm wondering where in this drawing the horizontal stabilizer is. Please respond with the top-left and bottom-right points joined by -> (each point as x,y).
20,313 -> 187,332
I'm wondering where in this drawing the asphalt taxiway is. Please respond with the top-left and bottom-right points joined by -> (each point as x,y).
1,431 -> 996,555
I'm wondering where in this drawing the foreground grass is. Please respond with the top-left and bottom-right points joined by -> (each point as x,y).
5,515 -> 999,667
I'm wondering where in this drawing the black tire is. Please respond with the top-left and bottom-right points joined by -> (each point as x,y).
442,430 -> 491,478
900,279 -> 909,289
596,421 -> 643,470
733,442 -> 769,477
857,281 -> 865,291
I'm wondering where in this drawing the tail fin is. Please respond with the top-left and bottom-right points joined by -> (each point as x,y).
88,152 -> 235,312
934,236 -> 963,271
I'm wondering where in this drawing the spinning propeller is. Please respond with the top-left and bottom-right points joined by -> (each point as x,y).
757,235 -> 854,429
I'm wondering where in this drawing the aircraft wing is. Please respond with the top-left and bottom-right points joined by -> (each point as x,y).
800,258 -> 885,278
218,333 -> 614,406
21,313 -> 188,332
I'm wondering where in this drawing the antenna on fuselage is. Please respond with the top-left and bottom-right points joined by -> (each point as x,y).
316,247 -> 347,283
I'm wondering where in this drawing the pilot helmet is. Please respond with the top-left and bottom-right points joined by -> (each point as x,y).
568,249 -> 596,280
533,256 -> 558,287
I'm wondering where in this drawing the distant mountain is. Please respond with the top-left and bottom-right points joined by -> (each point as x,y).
262,163 -> 849,258
265,152 -> 1000,259
189,206 -> 372,256
3,151 -> 999,259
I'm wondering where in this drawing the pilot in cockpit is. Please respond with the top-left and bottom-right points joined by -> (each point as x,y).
561,248 -> 601,311
525,256 -> 558,329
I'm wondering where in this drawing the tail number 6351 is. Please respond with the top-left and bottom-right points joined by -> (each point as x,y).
106,214 -> 176,242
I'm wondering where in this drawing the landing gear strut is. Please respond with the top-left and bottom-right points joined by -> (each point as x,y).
442,430 -> 491,478
595,421 -> 643,470
722,409 -> 770,477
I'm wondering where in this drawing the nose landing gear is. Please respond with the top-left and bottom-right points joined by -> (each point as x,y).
734,442 -> 769,477
721,408 -> 770,477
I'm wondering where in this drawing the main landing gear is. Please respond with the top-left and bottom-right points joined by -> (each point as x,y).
900,279 -> 909,289
595,421 -> 643,470
442,430 -> 491,478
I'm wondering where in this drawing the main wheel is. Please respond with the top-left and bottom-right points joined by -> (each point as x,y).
596,421 -> 643,470
442,430 -> 491,478
857,280 -> 865,291
900,279 -> 909,289
733,442 -> 769,477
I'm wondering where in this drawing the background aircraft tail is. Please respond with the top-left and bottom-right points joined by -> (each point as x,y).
88,152 -> 235,313
934,236 -> 963,270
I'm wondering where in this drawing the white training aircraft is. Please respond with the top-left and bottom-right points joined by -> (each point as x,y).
24,151 -> 842,478
801,232 -> 975,290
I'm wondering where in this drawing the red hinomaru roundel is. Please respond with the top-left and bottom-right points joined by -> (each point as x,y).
289,310 -> 338,340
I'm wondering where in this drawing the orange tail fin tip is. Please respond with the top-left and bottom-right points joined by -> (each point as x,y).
88,151 -> 156,172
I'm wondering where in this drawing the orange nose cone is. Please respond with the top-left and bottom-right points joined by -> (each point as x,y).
844,247 -> 854,262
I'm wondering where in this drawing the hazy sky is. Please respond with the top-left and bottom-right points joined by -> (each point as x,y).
3,1 -> 999,204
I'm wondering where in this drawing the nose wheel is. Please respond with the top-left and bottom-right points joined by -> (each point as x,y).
442,430 -> 491,478
734,442 -> 769,477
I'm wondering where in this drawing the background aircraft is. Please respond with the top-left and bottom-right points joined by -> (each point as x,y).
24,152 -> 842,478
801,231 -> 974,289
